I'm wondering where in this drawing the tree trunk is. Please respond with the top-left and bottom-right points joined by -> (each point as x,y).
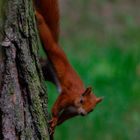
0,0 -> 50,139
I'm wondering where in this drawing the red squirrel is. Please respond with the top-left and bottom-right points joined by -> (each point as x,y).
34,0 -> 103,135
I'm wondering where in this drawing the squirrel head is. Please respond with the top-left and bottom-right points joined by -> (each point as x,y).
74,87 -> 103,116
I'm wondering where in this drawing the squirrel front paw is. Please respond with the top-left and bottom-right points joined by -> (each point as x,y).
48,117 -> 58,135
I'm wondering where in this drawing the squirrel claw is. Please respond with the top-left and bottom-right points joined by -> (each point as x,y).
48,119 -> 53,124
49,127 -> 54,135
49,117 -> 58,127
48,117 -> 58,135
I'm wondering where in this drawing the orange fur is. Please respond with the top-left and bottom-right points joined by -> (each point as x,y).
34,0 -> 59,42
34,0 -> 103,136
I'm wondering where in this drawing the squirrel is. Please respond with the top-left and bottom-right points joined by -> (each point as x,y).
34,0 -> 103,136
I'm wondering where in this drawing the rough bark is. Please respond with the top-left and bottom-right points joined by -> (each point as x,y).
0,0 -> 50,139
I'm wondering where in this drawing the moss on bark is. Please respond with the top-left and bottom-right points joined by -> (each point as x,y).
0,0 -> 50,139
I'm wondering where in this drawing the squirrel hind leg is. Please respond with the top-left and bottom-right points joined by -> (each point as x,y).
40,58 -> 62,93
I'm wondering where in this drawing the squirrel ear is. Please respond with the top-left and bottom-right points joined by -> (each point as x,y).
82,86 -> 92,96
96,97 -> 103,103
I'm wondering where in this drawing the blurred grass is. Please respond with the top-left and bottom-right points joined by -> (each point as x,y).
44,25 -> 140,140
40,0 -> 140,139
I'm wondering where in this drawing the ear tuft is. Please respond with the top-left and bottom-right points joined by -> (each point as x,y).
85,86 -> 92,93
82,86 -> 92,96
96,97 -> 103,103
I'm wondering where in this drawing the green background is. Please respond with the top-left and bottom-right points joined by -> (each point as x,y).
41,0 -> 140,140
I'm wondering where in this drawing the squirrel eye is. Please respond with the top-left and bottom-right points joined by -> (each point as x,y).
80,99 -> 84,104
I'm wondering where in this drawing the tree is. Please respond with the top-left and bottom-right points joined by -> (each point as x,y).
0,0 -> 50,139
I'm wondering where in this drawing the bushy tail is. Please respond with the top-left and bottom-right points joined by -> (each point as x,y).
34,0 -> 59,42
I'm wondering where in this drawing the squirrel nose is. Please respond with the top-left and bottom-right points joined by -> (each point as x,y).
78,107 -> 87,116
80,111 -> 87,116
80,112 -> 86,116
